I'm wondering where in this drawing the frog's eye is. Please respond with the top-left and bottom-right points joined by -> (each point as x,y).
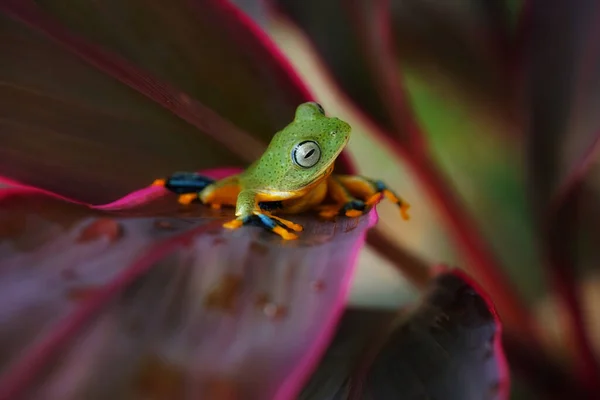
313,102 -> 325,115
292,140 -> 321,168
295,102 -> 326,121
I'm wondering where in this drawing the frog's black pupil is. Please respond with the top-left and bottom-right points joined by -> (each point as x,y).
305,149 -> 315,158
315,103 -> 325,114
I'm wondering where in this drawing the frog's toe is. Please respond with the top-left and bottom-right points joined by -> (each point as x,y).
266,213 -> 304,232
318,200 -> 368,219
373,180 -> 410,220
223,218 -> 244,230
223,214 -> 299,240
253,213 -> 299,239
381,189 -> 410,220
152,178 -> 166,187
365,192 -> 383,207
341,199 -> 367,218
317,205 -> 340,219
178,193 -> 199,205
271,226 -> 298,240
399,202 -> 411,220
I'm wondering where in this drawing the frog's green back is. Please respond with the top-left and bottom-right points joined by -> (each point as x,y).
241,102 -> 351,193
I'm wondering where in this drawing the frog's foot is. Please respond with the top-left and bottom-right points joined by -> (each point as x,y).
177,193 -> 200,205
223,213 -> 300,240
333,175 -> 410,221
372,180 -> 410,220
264,212 -> 303,232
151,172 -> 215,194
318,199 -> 368,219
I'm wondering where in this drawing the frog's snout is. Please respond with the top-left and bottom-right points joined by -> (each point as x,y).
331,118 -> 351,134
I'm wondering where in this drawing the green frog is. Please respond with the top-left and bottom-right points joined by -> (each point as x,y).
152,102 -> 409,239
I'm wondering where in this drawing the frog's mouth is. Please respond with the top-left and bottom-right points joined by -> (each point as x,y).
311,141 -> 349,184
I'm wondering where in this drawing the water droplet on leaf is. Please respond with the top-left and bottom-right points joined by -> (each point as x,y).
77,218 -> 122,243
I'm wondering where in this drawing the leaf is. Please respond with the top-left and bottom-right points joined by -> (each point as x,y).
270,0 -> 533,336
526,2 -> 600,391
526,0 -> 600,210
502,333 -> 590,399
0,0 -> 315,204
271,0 -> 400,136
0,174 -> 377,399
271,0 -> 517,141
230,0 -> 269,27
300,270 -> 509,400
359,271 -> 509,400
299,308 -> 393,400
389,0 -> 517,121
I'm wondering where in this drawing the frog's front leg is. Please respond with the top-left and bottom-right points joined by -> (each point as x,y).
319,175 -> 410,220
223,190 -> 302,240
152,172 -> 240,207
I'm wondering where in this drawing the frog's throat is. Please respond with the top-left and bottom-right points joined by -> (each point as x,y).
301,163 -> 335,193
257,164 -> 335,201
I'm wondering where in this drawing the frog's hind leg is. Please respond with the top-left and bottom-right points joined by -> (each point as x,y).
198,176 -> 241,209
152,172 -> 240,207
318,176 -> 369,219
334,175 -> 410,220
152,171 -> 215,204
153,171 -> 215,192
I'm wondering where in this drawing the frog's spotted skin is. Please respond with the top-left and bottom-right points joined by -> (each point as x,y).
152,102 -> 410,240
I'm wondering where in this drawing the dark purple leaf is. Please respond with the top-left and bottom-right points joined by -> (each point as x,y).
359,271 -> 509,400
525,1 -> 600,390
0,174 -> 376,399
524,0 -> 599,294
389,0 -> 517,121
271,0 -> 517,140
269,0 -> 533,337
526,0 -> 600,210
270,0 -> 400,136
299,308 -> 393,400
503,333 -> 589,399
0,0 -> 326,204
300,270 -> 509,400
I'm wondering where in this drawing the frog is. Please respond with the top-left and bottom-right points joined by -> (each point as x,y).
151,102 -> 410,240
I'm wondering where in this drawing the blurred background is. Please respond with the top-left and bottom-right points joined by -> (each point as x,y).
1,0 -> 591,369
3,1 -> 600,398
266,11 -> 548,324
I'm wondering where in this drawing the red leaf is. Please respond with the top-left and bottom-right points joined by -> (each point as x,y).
1,0 -> 357,204
0,175 -> 376,399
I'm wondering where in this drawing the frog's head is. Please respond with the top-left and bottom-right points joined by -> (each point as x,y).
262,102 -> 351,190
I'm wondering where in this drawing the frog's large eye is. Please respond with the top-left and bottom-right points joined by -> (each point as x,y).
292,140 -> 321,168
313,102 -> 325,115
295,102 -> 326,121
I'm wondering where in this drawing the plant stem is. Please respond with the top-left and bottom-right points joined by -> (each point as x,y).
546,186 -> 600,394
366,227 -> 432,290
401,149 -> 535,338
